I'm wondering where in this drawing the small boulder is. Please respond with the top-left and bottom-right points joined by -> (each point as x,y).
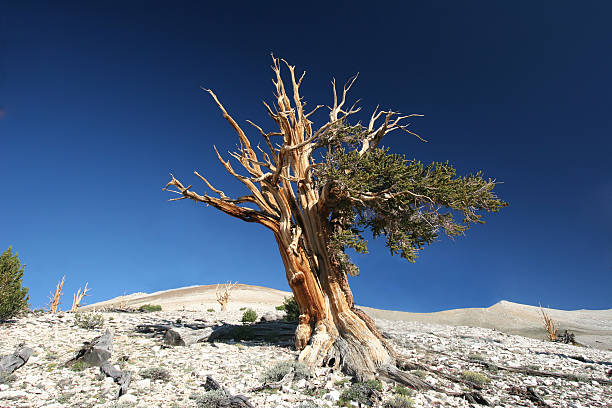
66,329 -> 113,367
259,312 -> 283,322
0,346 -> 34,375
164,327 -> 213,346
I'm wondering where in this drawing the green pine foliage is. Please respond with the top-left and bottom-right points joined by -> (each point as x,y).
313,124 -> 507,276
338,379 -> 383,406
282,296 -> 299,322
139,304 -> 162,312
241,308 -> 257,323
0,246 -> 30,321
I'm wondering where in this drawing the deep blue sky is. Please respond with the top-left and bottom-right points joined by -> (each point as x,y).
1,1 -> 610,312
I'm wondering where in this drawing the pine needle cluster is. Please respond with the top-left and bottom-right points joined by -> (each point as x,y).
0,246 -> 30,321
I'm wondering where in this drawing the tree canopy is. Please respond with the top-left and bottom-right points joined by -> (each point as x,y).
0,246 -> 30,321
314,123 -> 507,274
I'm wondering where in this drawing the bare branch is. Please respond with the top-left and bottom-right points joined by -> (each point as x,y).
194,171 -> 227,198
305,104 -> 324,118
360,108 -> 425,156
71,282 -> 90,312
330,73 -> 359,122
48,276 -> 65,313
246,120 -> 281,165
216,281 -> 238,311
163,173 -> 279,231
202,87 -> 263,177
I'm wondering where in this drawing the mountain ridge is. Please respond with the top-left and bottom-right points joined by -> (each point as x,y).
82,283 -> 612,351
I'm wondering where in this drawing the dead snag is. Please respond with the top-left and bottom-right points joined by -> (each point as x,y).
539,304 -> 558,341
48,275 -> 65,313
71,282 -> 90,311
216,281 -> 237,311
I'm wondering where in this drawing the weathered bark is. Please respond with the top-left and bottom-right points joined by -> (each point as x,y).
203,375 -> 255,408
275,230 -> 396,380
164,327 -> 214,346
100,361 -> 132,398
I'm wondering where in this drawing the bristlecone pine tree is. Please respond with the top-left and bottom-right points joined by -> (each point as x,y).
164,57 -> 507,381
0,246 -> 30,321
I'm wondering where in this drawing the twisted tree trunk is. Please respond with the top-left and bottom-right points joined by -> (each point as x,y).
275,218 -> 395,379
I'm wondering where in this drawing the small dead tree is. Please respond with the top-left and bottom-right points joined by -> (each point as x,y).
216,281 -> 237,311
48,276 -> 65,313
71,282 -> 90,312
539,304 -> 558,341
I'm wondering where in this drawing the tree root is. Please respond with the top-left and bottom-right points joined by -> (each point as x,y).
204,376 -> 255,407
509,385 -> 550,407
379,363 -> 491,406
378,364 -> 434,390
385,344 -> 612,407
462,356 -> 612,385
405,344 -> 612,386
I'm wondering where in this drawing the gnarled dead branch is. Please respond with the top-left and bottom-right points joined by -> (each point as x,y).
48,275 -> 65,313
216,281 -> 237,311
71,282 -> 90,312
539,304 -> 558,341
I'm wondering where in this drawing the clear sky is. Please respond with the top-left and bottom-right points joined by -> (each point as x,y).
1,1 -> 610,312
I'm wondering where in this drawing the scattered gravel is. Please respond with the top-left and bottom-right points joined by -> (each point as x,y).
0,306 -> 610,407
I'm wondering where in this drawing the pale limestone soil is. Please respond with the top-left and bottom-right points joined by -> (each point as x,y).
380,320 -> 612,408
0,309 -> 610,408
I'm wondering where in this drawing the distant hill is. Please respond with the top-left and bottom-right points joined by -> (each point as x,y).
361,300 -> 612,351
83,284 -> 612,351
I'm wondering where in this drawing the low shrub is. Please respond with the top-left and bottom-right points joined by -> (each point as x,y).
70,360 -> 92,372
275,305 -> 285,311
241,308 -> 257,323
338,380 -> 382,406
467,352 -> 486,361
140,367 -> 170,381
239,307 -> 246,311
461,370 -> 490,385
261,360 -> 311,383
194,389 -> 228,408
74,312 -> 104,329
282,296 -> 300,322
393,385 -> 414,397
298,401 -> 324,408
0,372 -> 16,384
383,395 -> 414,408
207,308 -> 215,312
138,304 -> 162,312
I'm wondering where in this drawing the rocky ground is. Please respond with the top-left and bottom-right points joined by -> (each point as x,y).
0,304 -> 610,408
